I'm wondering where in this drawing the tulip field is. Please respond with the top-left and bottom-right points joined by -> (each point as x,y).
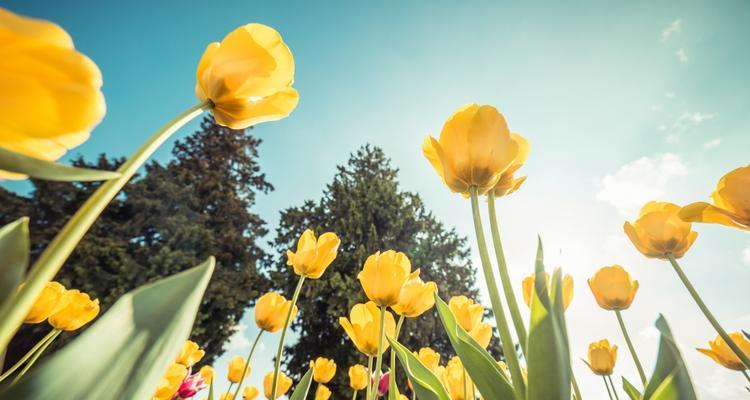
1,4 -> 750,400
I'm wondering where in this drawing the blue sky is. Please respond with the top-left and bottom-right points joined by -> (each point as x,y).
4,1 -> 750,398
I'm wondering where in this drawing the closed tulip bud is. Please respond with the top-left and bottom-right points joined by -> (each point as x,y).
311,357 -> 336,383
24,281 -> 68,324
348,364 -> 368,391
680,165 -> 750,231
243,385 -> 259,400
588,265 -> 639,310
263,371 -> 292,399
491,133 -> 531,198
286,230 -> 340,279
0,8 -> 105,180
586,339 -> 617,376
195,24 -> 298,130
376,371 -> 390,396
48,290 -> 99,331
176,340 -> 205,367
255,292 -> 297,332
441,357 -> 472,400
359,250 -> 412,306
227,356 -> 250,383
153,362 -> 188,400
315,384 -> 332,400
392,269 -> 438,317
339,301 -> 396,357
423,103 -> 519,196
199,365 -> 215,385
414,347 -> 441,372
624,201 -> 698,259
447,296 -> 493,348
697,332 -> 750,371
521,272 -> 574,311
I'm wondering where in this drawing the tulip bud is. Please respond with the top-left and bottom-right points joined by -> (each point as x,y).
24,281 -> 68,324
255,292 -> 297,333
392,269 -> 438,318
358,250 -> 412,306
263,371 -> 293,399
586,339 -> 617,376
48,290 -> 99,331
588,265 -> 639,311
624,201 -> 698,259
286,230 -> 340,279
176,340 -> 205,367
311,357 -> 336,384
227,356 -> 249,383
348,364 -> 368,391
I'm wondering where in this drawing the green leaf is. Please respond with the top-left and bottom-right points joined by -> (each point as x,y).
642,315 -> 697,400
526,237 -> 572,400
623,377 -> 643,400
387,337 -> 451,400
289,367 -> 314,400
388,371 -> 401,400
433,295 -> 515,400
0,147 -> 120,182
0,218 -> 29,308
0,257 -> 215,400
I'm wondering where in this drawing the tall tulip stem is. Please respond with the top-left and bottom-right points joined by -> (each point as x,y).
742,370 -> 750,385
614,310 -> 646,385
667,253 -> 750,370
371,305 -> 388,400
0,329 -> 59,382
607,375 -> 620,400
271,276 -> 306,399
0,101 -> 211,349
389,315 -> 405,394
366,355 -> 374,400
487,191 -> 528,355
469,186 -> 525,399
352,389 -> 358,400
10,329 -> 61,384
232,329 -> 264,399
602,376 -> 614,400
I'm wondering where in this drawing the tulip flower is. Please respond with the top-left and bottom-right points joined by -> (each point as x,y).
220,392 -> 235,400
315,384 -> 332,400
199,365 -> 215,385
624,201 -> 697,259
153,362 -> 188,400
414,347 -> 441,372
588,265 -> 639,311
680,165 -> 750,231
491,133 -> 530,198
48,290 -> 99,331
349,364 -> 368,391
311,357 -> 337,384
24,281 -> 68,324
440,357 -> 473,400
522,272 -> 574,310
0,7 -> 105,180
339,302 -> 396,357
177,370 -> 209,398
286,229 -> 341,279
263,371 -> 292,399
176,340 -> 205,367
244,385 -> 260,400
697,332 -> 750,371
586,339 -> 617,376
392,270 -> 438,318
255,292 -> 298,333
195,23 -> 298,130
358,250 -> 412,307
376,371 -> 390,396
447,296 -> 493,348
228,356 -> 250,383
423,103 -> 519,196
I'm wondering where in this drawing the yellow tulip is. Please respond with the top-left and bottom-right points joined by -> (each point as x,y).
263,371 -> 292,399
440,357 -> 472,400
414,347 -> 441,372
255,292 -> 298,333
339,301 -> 396,357
153,362 -> 188,400
0,7 -> 105,180
243,385 -> 260,400
358,250 -> 412,306
48,290 -> 99,331
697,332 -> 750,371
680,165 -> 750,231
588,265 -> 639,311
491,133 -> 530,198
220,393 -> 235,400
176,340 -> 205,367
315,384 -> 332,400
423,103 -> 519,196
586,339 -> 617,376
624,201 -> 698,259
286,229 -> 340,279
521,272 -> 574,310
195,23 -> 298,130
311,357 -> 336,383
199,365 -> 215,385
24,281 -> 68,324
392,269 -> 438,317
348,364 -> 368,391
227,356 -> 250,383
447,295 -> 493,348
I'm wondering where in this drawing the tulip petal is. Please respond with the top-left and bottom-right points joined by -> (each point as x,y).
679,202 -> 750,231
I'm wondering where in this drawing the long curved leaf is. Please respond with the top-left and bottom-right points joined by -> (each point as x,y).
623,377 -> 643,400
0,218 -> 29,308
387,337 -> 450,400
0,147 -> 120,182
642,315 -> 697,400
289,367 -> 314,400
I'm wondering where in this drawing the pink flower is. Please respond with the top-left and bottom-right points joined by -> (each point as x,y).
377,371 -> 390,396
176,371 -> 208,399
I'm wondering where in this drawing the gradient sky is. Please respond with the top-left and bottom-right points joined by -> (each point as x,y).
4,1 -> 750,398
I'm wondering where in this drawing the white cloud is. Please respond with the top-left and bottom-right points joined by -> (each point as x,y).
743,243 -> 750,266
703,138 -> 722,150
597,153 -> 688,217
661,19 -> 682,42
683,112 -> 716,124
639,325 -> 660,339
699,367 -> 749,399
225,322 -> 251,351
676,49 -> 688,62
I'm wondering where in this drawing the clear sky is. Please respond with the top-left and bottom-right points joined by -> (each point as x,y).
4,1 -> 750,398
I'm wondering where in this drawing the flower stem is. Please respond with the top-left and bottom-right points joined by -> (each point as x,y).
615,310 -> 646,385
469,187 -> 525,399
367,355 -> 374,400
462,370 -> 468,400
603,376 -> 614,400
10,329 -> 61,384
352,389 -> 358,400
371,305 -> 388,400
607,375 -> 620,400
0,101 -> 210,350
742,370 -> 750,385
389,315 -> 405,394
271,276 -> 306,399
667,253 -> 750,370
0,329 -> 58,382
233,329 -> 264,399
487,191 -> 528,356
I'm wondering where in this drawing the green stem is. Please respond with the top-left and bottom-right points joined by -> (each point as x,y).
352,389 -> 358,400
615,310 -> 646,385
389,315 -> 405,394
226,383 -> 235,399
271,276 -> 306,399
667,253 -> 750,370
0,101 -> 210,349
742,370 -> 750,385
10,329 -> 61,384
367,355 -> 374,400
0,329 -> 58,382
603,376 -> 614,400
232,329 -> 264,399
487,191 -> 528,356
469,187 -> 525,399
571,374 -> 583,400
371,305 -> 388,400
607,375 -> 620,400
462,370 -> 468,400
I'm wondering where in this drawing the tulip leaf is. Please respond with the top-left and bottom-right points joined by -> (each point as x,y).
623,377 -> 643,400
0,257 -> 215,400
288,367 -> 314,400
0,218 -> 29,309
388,372 -> 400,400
526,237 -> 572,400
0,147 -> 120,182
387,337 -> 451,400
641,315 -> 697,400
